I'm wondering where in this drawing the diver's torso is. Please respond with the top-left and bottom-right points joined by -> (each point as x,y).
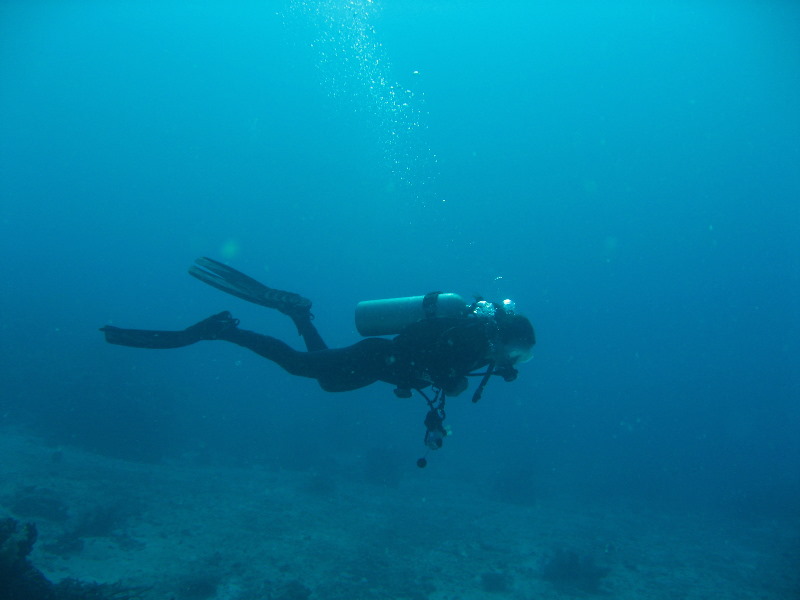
385,317 -> 493,394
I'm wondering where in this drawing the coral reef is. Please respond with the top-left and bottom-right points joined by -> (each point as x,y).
0,517 -> 52,600
0,516 -> 144,600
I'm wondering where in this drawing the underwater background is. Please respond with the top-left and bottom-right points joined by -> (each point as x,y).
1,1 -> 798,598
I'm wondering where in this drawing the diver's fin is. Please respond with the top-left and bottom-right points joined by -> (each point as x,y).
100,311 -> 239,348
188,257 -> 312,315
100,325 -> 198,349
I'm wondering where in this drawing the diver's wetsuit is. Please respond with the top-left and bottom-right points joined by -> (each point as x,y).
101,258 -> 532,399
102,312 -> 496,396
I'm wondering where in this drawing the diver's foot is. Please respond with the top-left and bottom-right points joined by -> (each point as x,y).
261,290 -> 313,320
189,257 -> 313,317
187,311 -> 240,340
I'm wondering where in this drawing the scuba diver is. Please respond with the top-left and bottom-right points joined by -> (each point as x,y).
100,258 -> 535,466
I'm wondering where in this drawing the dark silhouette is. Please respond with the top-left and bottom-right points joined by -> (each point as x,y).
101,258 -> 535,454
0,517 -> 145,600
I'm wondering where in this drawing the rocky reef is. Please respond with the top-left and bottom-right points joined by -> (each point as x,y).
0,517 -> 144,600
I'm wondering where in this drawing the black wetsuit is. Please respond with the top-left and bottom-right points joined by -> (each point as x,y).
103,313 -> 497,396
228,316 -> 498,394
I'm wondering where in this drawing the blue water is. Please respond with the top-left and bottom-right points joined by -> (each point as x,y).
1,0 -> 798,531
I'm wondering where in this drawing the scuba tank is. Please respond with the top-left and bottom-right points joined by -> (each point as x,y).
355,292 -> 469,336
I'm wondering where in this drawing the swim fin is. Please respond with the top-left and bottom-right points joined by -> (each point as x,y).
188,257 -> 312,316
100,325 -> 197,349
100,311 -> 239,348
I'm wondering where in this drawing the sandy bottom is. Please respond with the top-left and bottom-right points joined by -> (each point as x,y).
1,430 -> 797,600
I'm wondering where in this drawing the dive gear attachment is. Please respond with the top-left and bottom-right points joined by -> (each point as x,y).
415,386 -> 448,468
470,361 -> 495,403
355,292 -> 469,336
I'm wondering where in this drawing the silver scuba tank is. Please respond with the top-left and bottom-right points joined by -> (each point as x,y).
355,292 -> 469,336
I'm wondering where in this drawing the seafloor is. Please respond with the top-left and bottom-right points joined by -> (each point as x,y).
1,430 -> 797,600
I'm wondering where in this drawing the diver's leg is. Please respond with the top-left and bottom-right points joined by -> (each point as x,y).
100,311 -> 238,349
215,328 -> 317,377
310,338 -> 395,392
189,257 -> 327,350
216,328 -> 392,392
290,311 -> 328,352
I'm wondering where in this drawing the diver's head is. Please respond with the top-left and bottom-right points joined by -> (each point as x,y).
492,312 -> 535,365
